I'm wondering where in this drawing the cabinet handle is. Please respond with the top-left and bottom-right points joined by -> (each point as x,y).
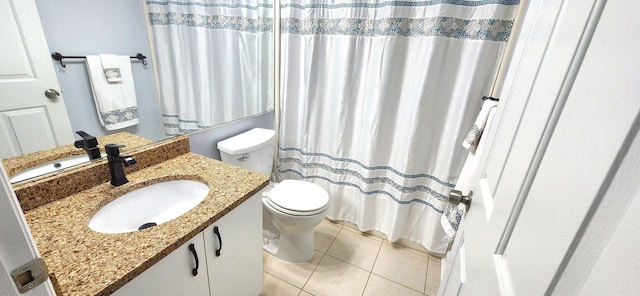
213,226 -> 222,257
188,243 -> 199,276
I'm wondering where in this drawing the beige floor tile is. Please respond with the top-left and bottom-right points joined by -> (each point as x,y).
299,291 -> 313,296
363,274 -> 424,296
372,243 -> 429,293
425,257 -> 442,296
380,240 -> 435,259
303,255 -> 370,296
314,220 -> 342,253
340,224 -> 382,239
393,240 -> 434,259
263,251 -> 323,288
326,228 -> 382,271
260,272 -> 302,296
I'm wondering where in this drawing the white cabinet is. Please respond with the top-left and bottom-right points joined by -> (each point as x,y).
112,234 -> 209,296
113,194 -> 262,296
204,193 -> 263,296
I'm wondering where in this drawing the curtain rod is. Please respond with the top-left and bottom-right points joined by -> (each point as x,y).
482,96 -> 500,102
51,52 -> 147,68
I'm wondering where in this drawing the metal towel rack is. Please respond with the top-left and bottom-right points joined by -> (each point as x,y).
51,52 -> 148,68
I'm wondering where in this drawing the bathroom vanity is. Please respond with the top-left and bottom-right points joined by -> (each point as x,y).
16,136 -> 268,295
112,194 -> 262,296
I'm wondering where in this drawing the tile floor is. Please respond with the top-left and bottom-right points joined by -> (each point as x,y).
260,219 -> 442,296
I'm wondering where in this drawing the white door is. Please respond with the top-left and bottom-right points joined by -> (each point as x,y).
0,0 -> 74,158
440,0 -> 640,295
0,165 -> 56,295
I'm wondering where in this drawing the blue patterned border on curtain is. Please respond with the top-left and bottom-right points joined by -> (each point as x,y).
279,147 -> 455,212
281,17 -> 513,41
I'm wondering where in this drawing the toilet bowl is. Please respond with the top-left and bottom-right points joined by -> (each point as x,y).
217,128 -> 330,262
262,179 -> 329,262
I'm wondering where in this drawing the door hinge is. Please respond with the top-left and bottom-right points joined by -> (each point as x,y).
11,258 -> 49,293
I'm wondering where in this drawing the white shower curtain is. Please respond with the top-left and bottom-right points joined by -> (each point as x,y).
278,0 -> 519,253
147,0 -> 274,136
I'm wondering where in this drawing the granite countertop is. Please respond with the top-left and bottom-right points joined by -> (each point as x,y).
23,153 -> 269,296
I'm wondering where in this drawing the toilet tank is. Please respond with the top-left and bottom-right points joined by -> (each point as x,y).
217,128 -> 276,176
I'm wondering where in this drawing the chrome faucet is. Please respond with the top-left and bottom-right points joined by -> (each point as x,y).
74,131 -> 101,160
105,144 -> 137,186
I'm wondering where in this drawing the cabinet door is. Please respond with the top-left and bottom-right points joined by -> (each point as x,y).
204,194 -> 263,296
113,233 -> 210,296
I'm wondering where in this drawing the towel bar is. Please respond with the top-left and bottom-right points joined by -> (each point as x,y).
482,96 -> 499,102
51,52 -> 147,68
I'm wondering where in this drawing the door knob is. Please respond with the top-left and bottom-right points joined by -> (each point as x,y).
449,189 -> 473,210
44,89 -> 61,99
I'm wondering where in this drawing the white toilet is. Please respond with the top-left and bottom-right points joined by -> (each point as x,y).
217,128 -> 329,262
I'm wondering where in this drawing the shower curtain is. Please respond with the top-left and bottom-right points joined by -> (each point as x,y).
147,0 -> 274,136
277,0 -> 519,253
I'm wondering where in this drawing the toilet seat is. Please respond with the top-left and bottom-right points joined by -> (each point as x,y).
263,180 -> 329,216
264,198 -> 329,216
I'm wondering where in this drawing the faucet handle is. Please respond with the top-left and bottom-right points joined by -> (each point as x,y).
105,143 -> 126,157
74,131 -> 98,147
75,131 -> 101,160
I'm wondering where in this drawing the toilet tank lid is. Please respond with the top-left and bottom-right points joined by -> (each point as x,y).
217,128 -> 275,155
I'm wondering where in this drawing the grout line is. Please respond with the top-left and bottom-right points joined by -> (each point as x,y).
374,272 -> 429,295
362,271 -> 373,296
300,252 -> 326,291
371,237 -> 384,272
263,268 -> 298,288
363,272 -> 426,295
363,242 -> 383,296
262,270 -> 305,295
369,244 -> 430,295
361,241 -> 384,296
368,240 -> 384,272
299,288 -> 314,296
424,257 -> 430,294
262,253 -> 313,290
323,253 -> 371,273
298,223 -> 343,294
323,224 -> 343,254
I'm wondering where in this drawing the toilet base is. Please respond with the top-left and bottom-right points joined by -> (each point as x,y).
263,230 -> 315,263
261,181 -> 328,263
263,237 -> 279,255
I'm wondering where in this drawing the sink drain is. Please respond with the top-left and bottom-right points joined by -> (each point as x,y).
138,222 -> 157,230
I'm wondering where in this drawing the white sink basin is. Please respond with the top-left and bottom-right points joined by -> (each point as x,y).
88,180 -> 210,234
10,154 -> 104,183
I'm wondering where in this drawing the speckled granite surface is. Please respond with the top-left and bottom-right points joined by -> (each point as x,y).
13,136 -> 190,212
23,153 -> 269,296
3,132 -> 154,179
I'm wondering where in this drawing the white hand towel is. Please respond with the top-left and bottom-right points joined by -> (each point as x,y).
98,54 -> 122,83
86,55 -> 139,130
462,99 -> 498,152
